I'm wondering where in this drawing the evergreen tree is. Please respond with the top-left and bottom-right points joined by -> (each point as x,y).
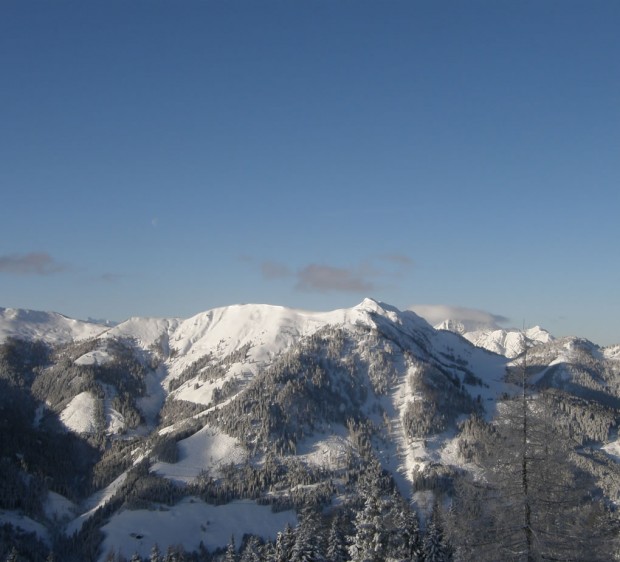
348,492 -> 388,562
150,544 -> 162,562
326,515 -> 348,562
239,535 -> 261,562
423,504 -> 451,562
224,535 -> 237,562
274,523 -> 295,562
291,508 -> 325,562
388,496 -> 422,561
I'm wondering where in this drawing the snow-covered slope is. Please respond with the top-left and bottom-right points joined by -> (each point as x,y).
2,298 -> 619,560
0,307 -> 107,344
165,298 -> 415,379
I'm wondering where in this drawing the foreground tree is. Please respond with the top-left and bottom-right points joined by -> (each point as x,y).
448,351 -> 617,561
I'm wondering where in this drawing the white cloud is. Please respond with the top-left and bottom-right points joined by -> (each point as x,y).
408,304 -> 509,329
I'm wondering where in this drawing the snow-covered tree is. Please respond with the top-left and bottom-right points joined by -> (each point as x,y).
348,493 -> 388,562
326,515 -> 348,562
448,352 -> 618,561
274,523 -> 295,562
291,508 -> 325,562
423,504 -> 451,562
224,535 -> 237,562
149,544 -> 162,562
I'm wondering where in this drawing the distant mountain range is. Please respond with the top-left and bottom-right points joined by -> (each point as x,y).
0,299 -> 618,561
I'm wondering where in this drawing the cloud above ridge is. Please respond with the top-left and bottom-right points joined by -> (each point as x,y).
408,304 -> 509,328
255,253 -> 413,294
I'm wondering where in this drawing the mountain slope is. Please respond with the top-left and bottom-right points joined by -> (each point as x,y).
0,307 -> 107,345
0,299 -> 617,561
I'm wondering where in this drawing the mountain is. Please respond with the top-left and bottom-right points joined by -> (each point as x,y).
0,299 -> 618,561
435,317 -> 553,358
0,307 -> 108,345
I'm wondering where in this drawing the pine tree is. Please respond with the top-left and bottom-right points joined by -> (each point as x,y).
224,535 -> 237,562
150,544 -> 162,562
326,515 -> 347,562
274,523 -> 295,562
423,504 -> 451,562
291,508 -> 325,562
239,536 -> 261,562
348,492 -> 388,562
388,496 -> 422,561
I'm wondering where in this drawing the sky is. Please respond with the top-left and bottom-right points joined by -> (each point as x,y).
1,1 -> 619,345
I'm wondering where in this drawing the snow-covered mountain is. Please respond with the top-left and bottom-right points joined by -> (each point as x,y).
435,317 -> 553,358
0,307 -> 108,345
0,299 -> 618,561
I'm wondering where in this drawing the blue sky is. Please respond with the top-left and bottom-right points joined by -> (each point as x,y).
1,1 -> 619,345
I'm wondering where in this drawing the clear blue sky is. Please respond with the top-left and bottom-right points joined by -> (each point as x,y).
1,1 -> 619,345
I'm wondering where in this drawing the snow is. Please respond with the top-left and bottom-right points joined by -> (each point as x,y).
169,361 -> 251,410
601,438 -> 620,463
436,319 -> 553,358
60,391 -> 98,434
44,491 -> 76,521
66,471 -> 128,536
75,348 -> 113,366
153,425 -> 247,483
104,316 -> 181,351
295,427 -> 351,470
0,510 -> 50,545
0,307 -> 106,344
136,365 -> 168,427
603,344 -> 620,360
165,299 -> 407,384
99,498 -> 297,561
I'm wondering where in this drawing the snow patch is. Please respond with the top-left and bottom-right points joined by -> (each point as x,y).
60,391 -> 98,434
66,471 -> 128,535
44,491 -> 76,521
0,510 -> 50,545
75,349 -> 113,366
153,425 -> 247,483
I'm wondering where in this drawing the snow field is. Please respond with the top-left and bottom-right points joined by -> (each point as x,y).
98,498 -> 297,561
60,391 -> 98,434
152,425 -> 247,483
0,510 -> 50,545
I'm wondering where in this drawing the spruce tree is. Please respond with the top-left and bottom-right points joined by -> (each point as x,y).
423,504 -> 451,562
291,509 -> 325,562
224,535 -> 237,562
326,515 -> 348,562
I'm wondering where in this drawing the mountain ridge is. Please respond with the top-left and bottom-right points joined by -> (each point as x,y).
0,298 -> 618,560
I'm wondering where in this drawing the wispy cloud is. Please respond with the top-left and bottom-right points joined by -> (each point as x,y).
0,252 -> 66,276
261,261 -> 292,280
296,264 -> 376,293
378,253 -> 414,266
100,273 -> 123,283
408,304 -> 509,328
